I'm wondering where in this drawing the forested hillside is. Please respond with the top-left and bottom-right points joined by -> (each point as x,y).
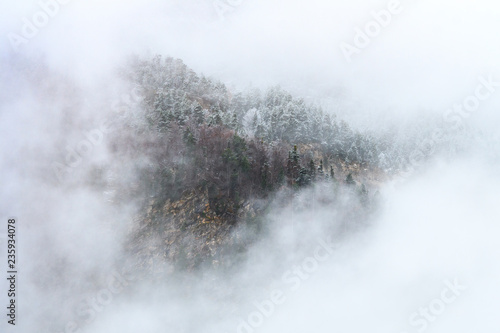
106,56 -> 386,271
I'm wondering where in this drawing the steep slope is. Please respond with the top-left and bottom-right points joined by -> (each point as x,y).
104,56 -> 386,273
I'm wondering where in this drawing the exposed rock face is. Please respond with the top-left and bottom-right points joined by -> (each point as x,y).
129,187 -> 267,273
127,165 -> 382,276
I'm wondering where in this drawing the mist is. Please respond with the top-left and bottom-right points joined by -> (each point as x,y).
1,0 -> 499,332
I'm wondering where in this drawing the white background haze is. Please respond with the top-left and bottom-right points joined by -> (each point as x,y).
1,0 -> 499,332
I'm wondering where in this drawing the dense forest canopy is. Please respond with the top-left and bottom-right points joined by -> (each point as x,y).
128,55 -> 380,161
108,56 -> 385,217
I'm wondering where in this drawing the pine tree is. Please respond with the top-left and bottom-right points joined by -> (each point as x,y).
297,167 -> 309,187
330,166 -> 335,181
346,173 -> 355,186
231,112 -> 239,131
193,103 -> 204,124
309,159 -> 316,182
318,160 -> 324,179
287,145 -> 300,186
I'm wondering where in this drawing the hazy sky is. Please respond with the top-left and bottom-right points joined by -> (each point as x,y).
2,0 -> 500,117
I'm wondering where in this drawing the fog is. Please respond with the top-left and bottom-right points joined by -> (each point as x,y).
1,0 -> 499,332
